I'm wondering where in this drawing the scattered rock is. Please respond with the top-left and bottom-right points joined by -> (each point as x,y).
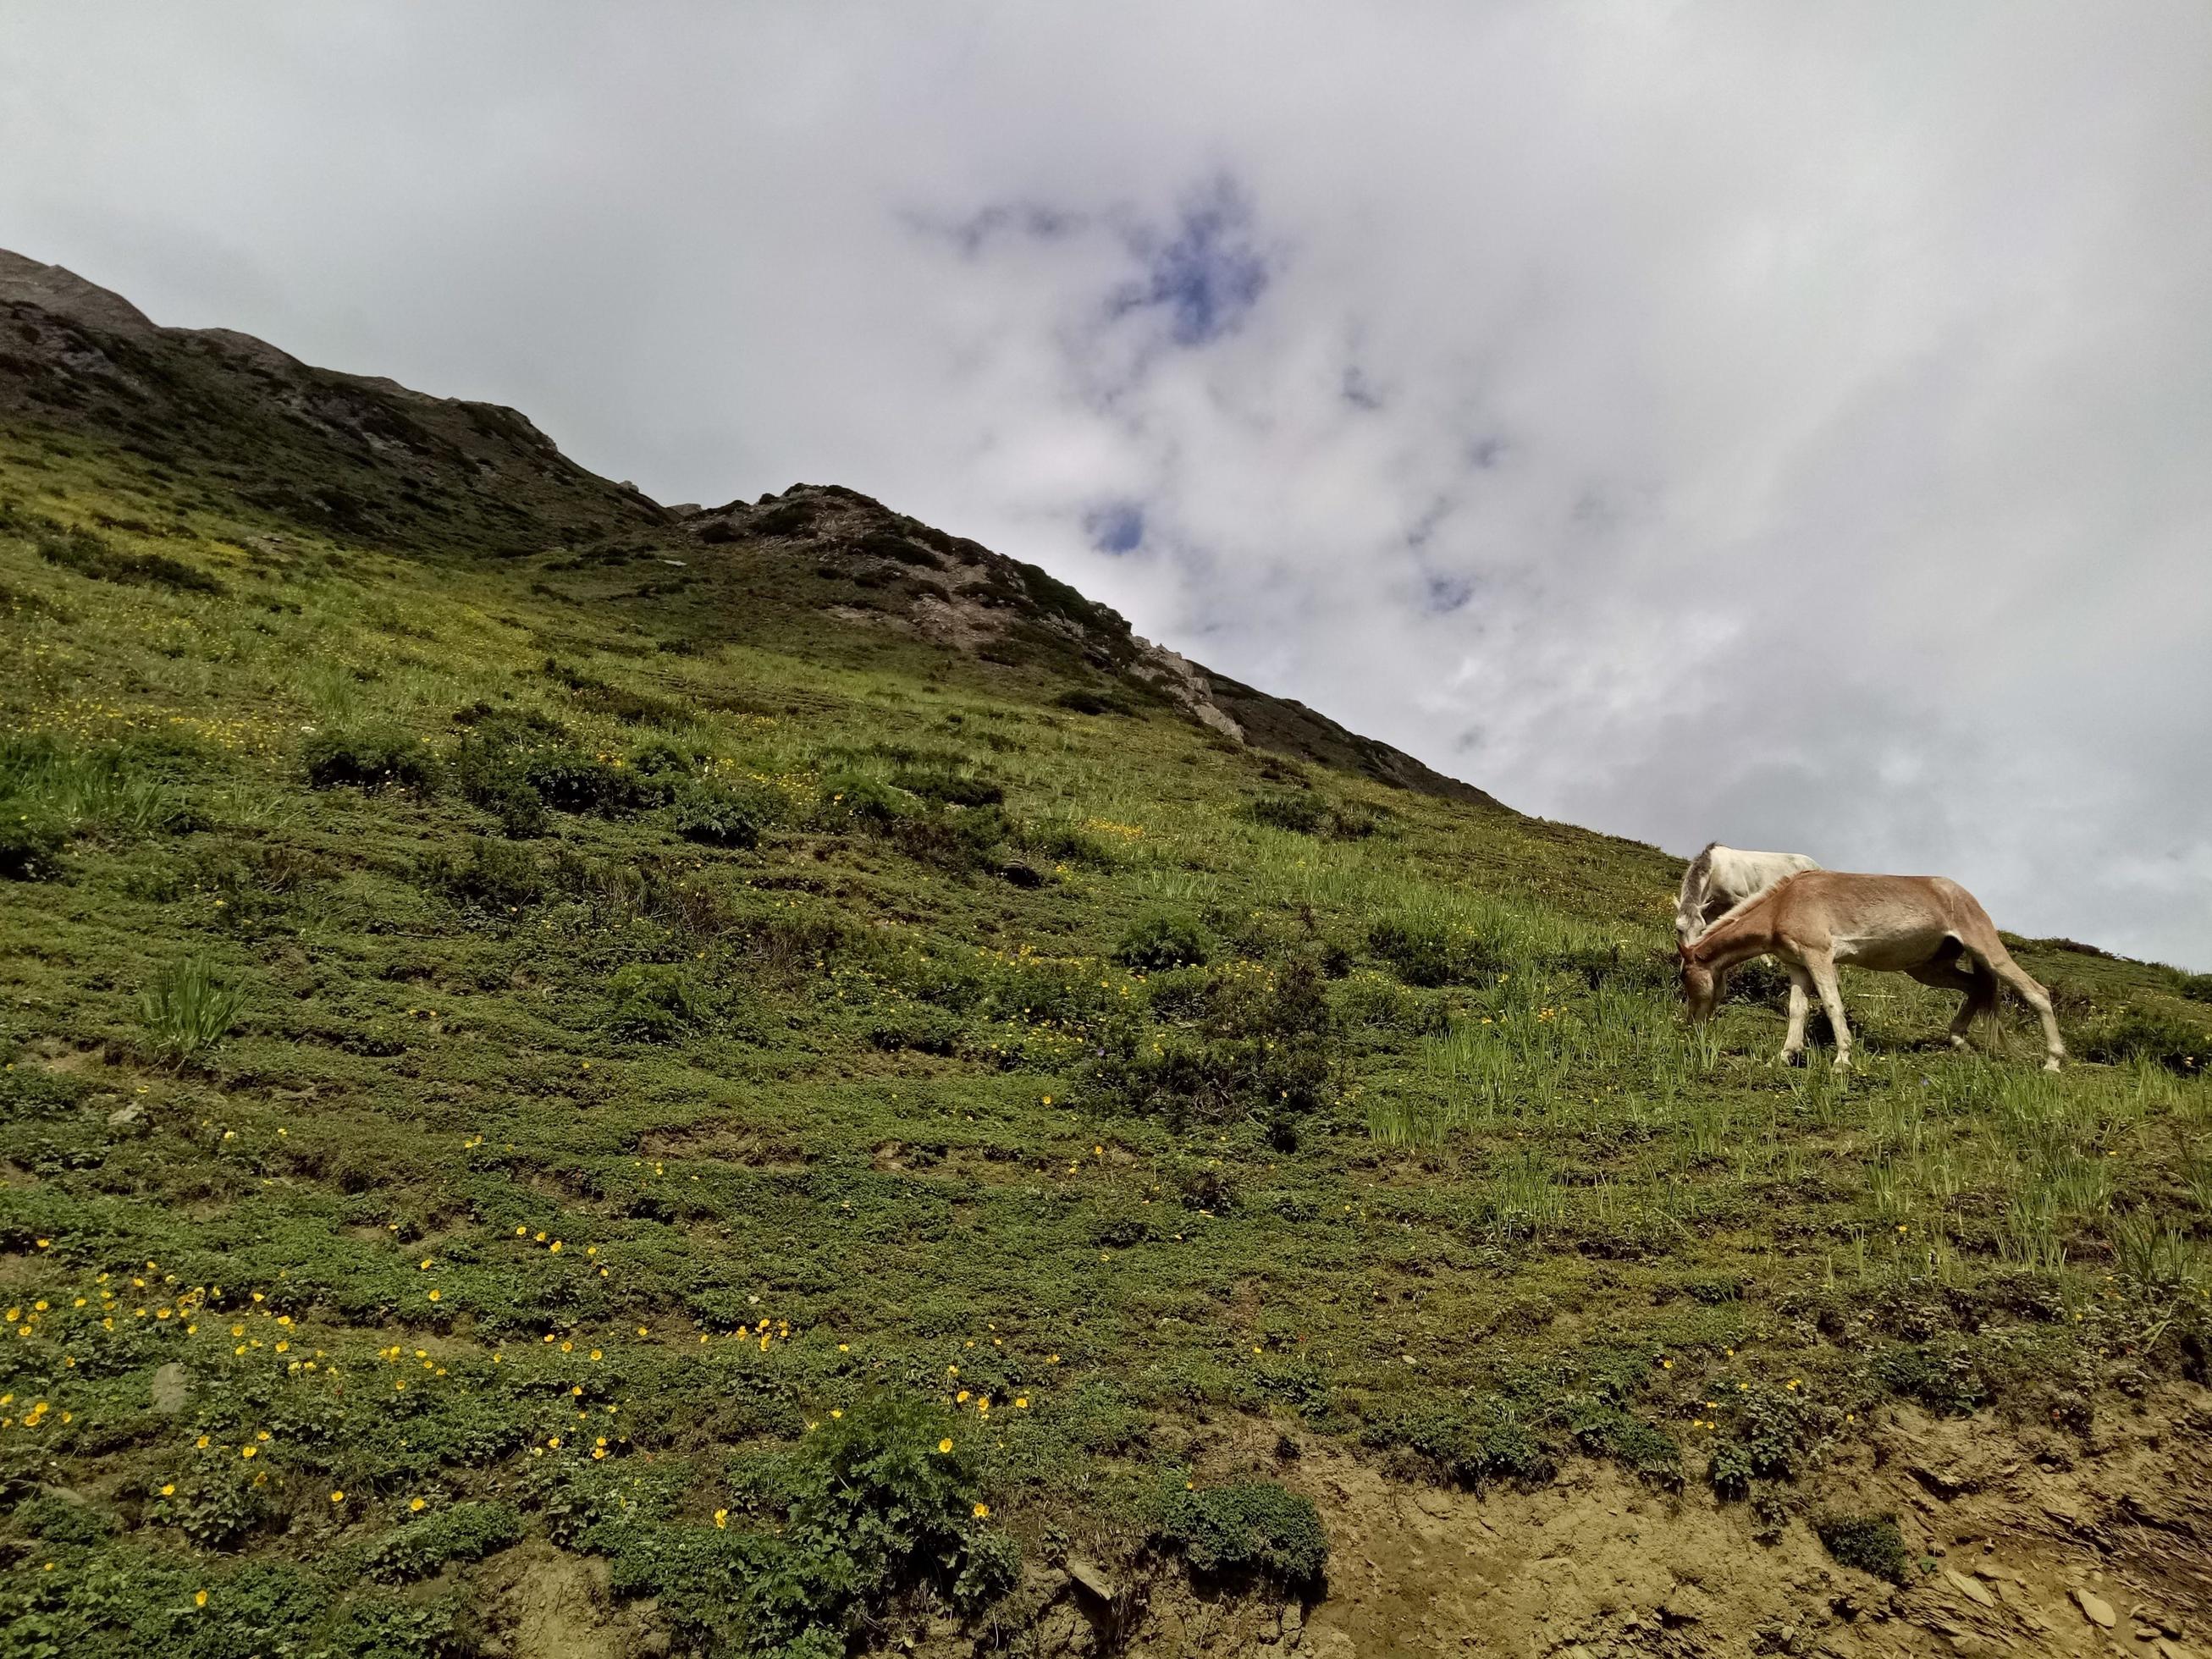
2074,1588 -> 2117,1629
149,1362 -> 187,1414
1065,1557 -> 1117,1603
1944,1568 -> 1996,1608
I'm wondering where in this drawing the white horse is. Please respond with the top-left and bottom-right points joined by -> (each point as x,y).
1678,870 -> 2065,1072
1675,843 -> 1822,944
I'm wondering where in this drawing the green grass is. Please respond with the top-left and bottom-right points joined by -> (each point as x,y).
0,419 -> 2209,1653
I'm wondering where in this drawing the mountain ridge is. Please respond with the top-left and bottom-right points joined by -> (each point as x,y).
0,245 -> 1504,810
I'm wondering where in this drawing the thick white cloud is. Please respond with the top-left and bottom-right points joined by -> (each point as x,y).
3,2 -> 2207,963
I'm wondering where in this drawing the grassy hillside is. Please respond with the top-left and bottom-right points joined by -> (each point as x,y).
1,278 -> 2209,1656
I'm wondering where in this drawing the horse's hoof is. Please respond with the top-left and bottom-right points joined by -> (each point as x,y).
1949,1035 -> 1969,1050
1832,1055 -> 1852,1072
2044,1059 -> 2062,1073
1774,1050 -> 1803,1068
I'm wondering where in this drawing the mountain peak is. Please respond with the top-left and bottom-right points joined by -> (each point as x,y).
0,248 -> 159,334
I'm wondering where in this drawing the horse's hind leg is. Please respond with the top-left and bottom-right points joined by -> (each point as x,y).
1908,955 -> 1996,1050
1978,948 -> 2066,1072
1955,964 -> 2000,1048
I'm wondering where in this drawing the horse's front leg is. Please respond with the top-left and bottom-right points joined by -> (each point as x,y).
1807,953 -> 1854,1070
1778,968 -> 1812,1066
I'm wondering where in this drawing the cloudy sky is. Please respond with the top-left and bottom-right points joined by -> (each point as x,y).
3,4 -> 2208,965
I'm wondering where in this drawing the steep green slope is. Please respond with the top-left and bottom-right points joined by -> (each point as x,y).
1,264 -> 2208,1656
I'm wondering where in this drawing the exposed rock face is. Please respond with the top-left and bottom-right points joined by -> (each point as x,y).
0,249 -> 159,333
1130,639 -> 1244,741
681,486 -> 1498,805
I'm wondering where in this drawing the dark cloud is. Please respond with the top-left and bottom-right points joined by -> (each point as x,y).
3,2 -> 2204,964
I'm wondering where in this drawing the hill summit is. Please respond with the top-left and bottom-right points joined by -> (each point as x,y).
1,250 -> 2207,1658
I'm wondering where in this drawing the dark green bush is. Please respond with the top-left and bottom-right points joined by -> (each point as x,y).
1337,976 -> 1448,1037
600,1392 -> 1014,1655
451,711 -> 654,835
1054,687 -> 1129,716
813,769 -> 913,830
10,1492 -> 117,1546
891,765 -> 1002,807
148,1458 -> 274,1547
1244,793 -> 1326,834
608,962 -> 715,1040
304,726 -> 440,794
361,1501 -> 523,1583
0,812 -> 66,880
426,836 -> 545,911
542,657 -> 687,725
1364,1401 -> 1555,1489
2077,1004 -> 2209,1074
1117,912 -> 1211,971
1872,1340 -> 1988,1416
36,517 -> 226,595
1091,956 -> 1335,1147
1151,1480 -> 1327,1587
1705,1384 -> 1812,1497
1366,917 -> 1499,989
1568,1407 -> 1682,1487
1243,793 -> 1383,840
1813,1512 -> 1911,1585
670,780 -> 764,849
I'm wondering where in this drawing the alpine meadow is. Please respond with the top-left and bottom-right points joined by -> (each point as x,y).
2,251 -> 2209,1657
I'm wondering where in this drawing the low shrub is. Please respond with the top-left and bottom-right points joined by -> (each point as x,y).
1363,1401 -> 1555,1490
1872,1339 -> 1988,1416
1151,1479 -> 1327,1588
891,765 -> 1003,807
451,711 -> 654,835
670,780 -> 764,849
542,657 -> 687,726
1336,975 -> 1448,1037
1705,1384 -> 1814,1497
607,962 -> 717,1040
1090,956 -> 1336,1147
599,1392 -> 1016,1654
146,1458 -> 274,1547
0,812 -> 66,880
1243,793 -> 1385,840
2077,1004 -> 2209,1074
425,836 -> 545,911
34,516 -> 226,595
304,726 -> 441,793
1054,687 -> 1131,716
362,1501 -> 524,1584
1813,1512 -> 1911,1585
1567,1407 -> 1683,1487
1366,917 -> 1501,989
1117,912 -> 1211,971
1244,793 -> 1326,835
11,1491 -> 117,1546
813,769 -> 913,831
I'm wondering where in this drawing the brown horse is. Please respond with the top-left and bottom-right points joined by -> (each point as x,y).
1678,871 -> 2064,1071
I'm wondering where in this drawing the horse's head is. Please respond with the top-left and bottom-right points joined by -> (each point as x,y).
1678,942 -> 1722,1023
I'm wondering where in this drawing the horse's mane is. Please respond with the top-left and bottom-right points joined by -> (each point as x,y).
1678,841 -> 1719,912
